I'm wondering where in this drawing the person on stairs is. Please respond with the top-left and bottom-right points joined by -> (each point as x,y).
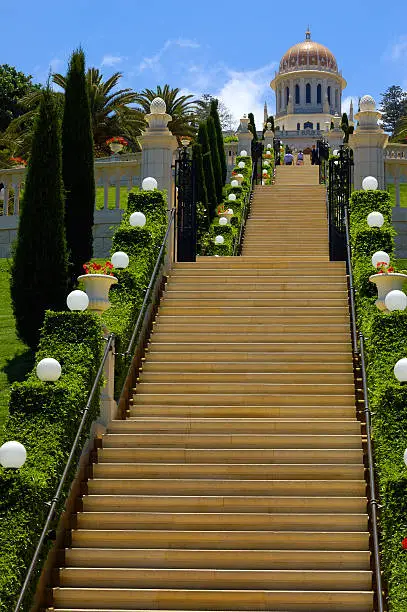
283,150 -> 294,165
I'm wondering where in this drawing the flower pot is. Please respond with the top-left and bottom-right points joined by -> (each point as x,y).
77,274 -> 118,314
109,142 -> 123,154
369,272 -> 407,310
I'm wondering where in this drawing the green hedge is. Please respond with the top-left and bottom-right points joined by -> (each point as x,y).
101,189 -> 167,394
350,188 -> 407,610
0,311 -> 103,611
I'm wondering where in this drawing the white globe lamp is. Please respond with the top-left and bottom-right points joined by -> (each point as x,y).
385,290 -> 407,312
367,211 -> 384,228
238,161 -> 245,169
227,208 -> 234,215
142,177 -> 158,191
0,441 -> 27,468
239,150 -> 248,157
111,251 -> 129,269
362,176 -> 378,191
36,358 -> 62,382
372,251 -> 390,268
228,193 -> 236,201
394,358 -> 407,383
333,149 -> 339,156
266,144 -> 272,149
404,448 -> 407,467
231,180 -> 239,188
67,290 -> 89,312
215,235 -> 224,245
219,217 -> 228,226
130,211 -> 146,227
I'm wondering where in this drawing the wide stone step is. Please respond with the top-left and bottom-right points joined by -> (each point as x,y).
65,547 -> 370,570
97,448 -> 362,465
129,406 -> 356,419
146,342 -> 351,354
141,360 -> 353,373
52,587 -> 373,611
102,433 -> 362,450
158,307 -> 349,317
132,393 -> 356,407
153,322 -> 350,334
82,495 -> 367,514
71,528 -> 369,551
161,299 -> 347,308
138,371 -> 354,384
135,381 -> 355,396
151,332 -> 350,343
173,260 -> 341,269
165,282 -> 343,291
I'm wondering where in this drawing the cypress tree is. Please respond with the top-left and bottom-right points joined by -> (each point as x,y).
192,142 -> 208,208
62,48 -> 95,285
206,116 -> 223,202
341,112 -> 350,143
248,112 -> 258,141
210,99 -> 227,184
11,89 -> 68,348
197,122 -> 217,218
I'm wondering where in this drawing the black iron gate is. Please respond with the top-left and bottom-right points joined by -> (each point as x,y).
175,144 -> 196,262
251,141 -> 264,185
328,145 -> 352,262
317,138 -> 329,184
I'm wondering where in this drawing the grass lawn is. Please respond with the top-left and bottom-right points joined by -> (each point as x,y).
0,259 -> 34,438
387,183 -> 407,207
95,186 -> 132,210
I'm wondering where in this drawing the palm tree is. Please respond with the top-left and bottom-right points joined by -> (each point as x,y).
134,85 -> 199,139
53,69 -> 145,155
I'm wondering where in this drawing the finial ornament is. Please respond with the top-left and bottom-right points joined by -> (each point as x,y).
305,26 -> 311,40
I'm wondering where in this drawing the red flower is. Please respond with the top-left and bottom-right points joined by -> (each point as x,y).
106,136 -> 128,146
388,267 -> 395,273
402,538 -> 407,550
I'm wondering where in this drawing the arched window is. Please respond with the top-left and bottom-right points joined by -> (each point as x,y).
286,86 -> 290,106
327,86 -> 331,104
317,122 -> 320,130
304,121 -> 313,129
317,84 -> 322,104
335,89 -> 339,109
295,84 -> 300,104
297,123 -> 300,130
306,83 -> 311,104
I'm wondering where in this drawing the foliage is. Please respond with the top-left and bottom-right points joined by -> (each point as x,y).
349,187 -> 407,610
379,85 -> 407,135
223,135 -> 238,143
10,88 -> 68,349
197,122 -> 217,218
192,142 -> 208,208
248,112 -> 258,142
341,112 -> 354,144
0,64 -> 41,132
62,48 -> 95,286
206,116 -> 223,203
0,311 -> 102,611
196,94 -> 234,131
101,189 -> 167,393
210,99 -> 227,185
134,85 -> 198,140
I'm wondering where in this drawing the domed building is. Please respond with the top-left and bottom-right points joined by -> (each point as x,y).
270,29 -> 347,150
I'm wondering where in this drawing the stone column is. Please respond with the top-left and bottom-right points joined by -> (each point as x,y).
263,126 -> 274,149
140,97 -> 178,208
237,115 -> 253,155
349,95 -> 388,190
326,113 -> 343,151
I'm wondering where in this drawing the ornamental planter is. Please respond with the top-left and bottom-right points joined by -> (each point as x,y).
77,274 -> 118,314
369,272 -> 407,311
109,142 -> 123,154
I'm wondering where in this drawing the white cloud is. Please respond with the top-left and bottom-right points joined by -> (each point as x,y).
391,36 -> 407,61
138,38 -> 200,73
101,54 -> 127,67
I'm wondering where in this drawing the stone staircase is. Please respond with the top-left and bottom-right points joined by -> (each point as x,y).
49,163 -> 374,611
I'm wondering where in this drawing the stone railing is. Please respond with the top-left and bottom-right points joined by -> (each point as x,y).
0,154 -> 141,216
384,143 -> 407,160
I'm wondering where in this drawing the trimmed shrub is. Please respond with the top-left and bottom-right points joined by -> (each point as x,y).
10,88 -> 68,349
210,99 -> 227,184
62,48 -> 95,285
0,311 -> 102,611
350,187 -> 407,610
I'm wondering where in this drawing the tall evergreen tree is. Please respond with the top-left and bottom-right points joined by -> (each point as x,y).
192,142 -> 208,208
210,99 -> 227,184
197,122 -> 217,218
206,116 -> 223,202
341,112 -> 353,143
10,89 -> 68,348
62,48 -> 95,284
380,85 -> 407,134
248,112 -> 258,141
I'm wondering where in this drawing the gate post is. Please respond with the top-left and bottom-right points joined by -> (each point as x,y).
175,141 -> 196,262
328,145 -> 352,262
140,97 -> 178,209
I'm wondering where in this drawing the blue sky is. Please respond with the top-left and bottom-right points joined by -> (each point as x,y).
3,0 -> 407,128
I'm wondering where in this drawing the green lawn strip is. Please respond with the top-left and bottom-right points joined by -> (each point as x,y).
95,186 -> 132,210
0,259 -> 33,438
387,183 -> 407,207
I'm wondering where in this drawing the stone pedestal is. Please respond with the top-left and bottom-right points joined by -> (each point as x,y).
237,115 -> 253,156
140,97 -> 178,207
349,95 -> 388,190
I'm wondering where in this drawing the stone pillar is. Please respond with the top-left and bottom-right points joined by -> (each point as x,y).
97,336 -> 117,431
140,97 -> 178,207
349,95 -> 388,190
263,125 -> 274,149
326,114 -> 343,151
237,115 -> 253,155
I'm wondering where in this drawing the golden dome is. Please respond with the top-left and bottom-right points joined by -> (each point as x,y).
279,30 -> 338,74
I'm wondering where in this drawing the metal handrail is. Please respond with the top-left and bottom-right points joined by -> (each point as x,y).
342,201 -> 385,611
233,165 -> 256,256
14,332 -> 116,612
119,207 -> 175,385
